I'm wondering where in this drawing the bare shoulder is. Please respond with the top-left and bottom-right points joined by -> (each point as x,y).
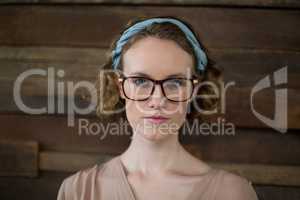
215,169 -> 258,200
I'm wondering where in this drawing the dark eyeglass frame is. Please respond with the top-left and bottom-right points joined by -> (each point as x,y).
118,75 -> 199,102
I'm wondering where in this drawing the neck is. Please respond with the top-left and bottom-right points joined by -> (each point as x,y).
120,131 -> 184,176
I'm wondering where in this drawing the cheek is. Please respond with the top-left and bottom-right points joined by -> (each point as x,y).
168,102 -> 188,124
125,100 -> 145,127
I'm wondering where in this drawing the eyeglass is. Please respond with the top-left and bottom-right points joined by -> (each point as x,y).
118,75 -> 199,102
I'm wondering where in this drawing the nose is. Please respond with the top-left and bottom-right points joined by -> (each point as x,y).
147,84 -> 166,108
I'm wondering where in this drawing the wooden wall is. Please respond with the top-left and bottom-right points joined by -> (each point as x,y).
0,1 -> 299,200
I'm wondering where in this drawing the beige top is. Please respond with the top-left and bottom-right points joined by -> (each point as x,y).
57,156 -> 258,200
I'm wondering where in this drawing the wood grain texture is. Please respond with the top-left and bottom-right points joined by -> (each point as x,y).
1,0 -> 300,8
0,3 -> 299,199
210,162 -> 300,186
0,140 -> 38,177
0,171 -> 70,200
0,5 -> 299,50
39,151 -> 111,172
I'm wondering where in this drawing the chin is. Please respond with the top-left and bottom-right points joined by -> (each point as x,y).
142,129 -> 173,142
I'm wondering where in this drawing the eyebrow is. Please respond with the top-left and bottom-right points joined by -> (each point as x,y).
128,72 -> 187,79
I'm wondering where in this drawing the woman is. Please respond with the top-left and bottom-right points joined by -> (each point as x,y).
57,16 -> 258,200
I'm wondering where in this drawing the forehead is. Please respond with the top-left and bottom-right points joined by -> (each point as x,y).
122,36 -> 194,78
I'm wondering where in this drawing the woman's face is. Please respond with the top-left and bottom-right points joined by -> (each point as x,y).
118,36 -> 195,141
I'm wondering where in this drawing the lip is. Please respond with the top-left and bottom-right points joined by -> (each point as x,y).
144,116 -> 169,124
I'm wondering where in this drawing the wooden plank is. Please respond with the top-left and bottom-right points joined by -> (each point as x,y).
1,0 -> 300,9
1,46 -> 299,88
0,140 -> 38,177
38,151 -> 300,186
210,48 -> 300,88
0,171 -> 71,200
0,114 -> 299,165
182,129 -> 300,166
210,162 -> 300,186
0,114 -> 130,154
1,46 -> 299,87
39,151 -> 111,172
0,46 -> 106,65
255,185 -> 300,200
0,6 -> 299,50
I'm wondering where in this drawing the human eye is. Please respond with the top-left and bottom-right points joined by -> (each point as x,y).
163,79 -> 187,91
130,77 -> 150,86
168,78 -> 187,87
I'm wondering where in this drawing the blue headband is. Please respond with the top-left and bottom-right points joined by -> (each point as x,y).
112,17 -> 208,72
